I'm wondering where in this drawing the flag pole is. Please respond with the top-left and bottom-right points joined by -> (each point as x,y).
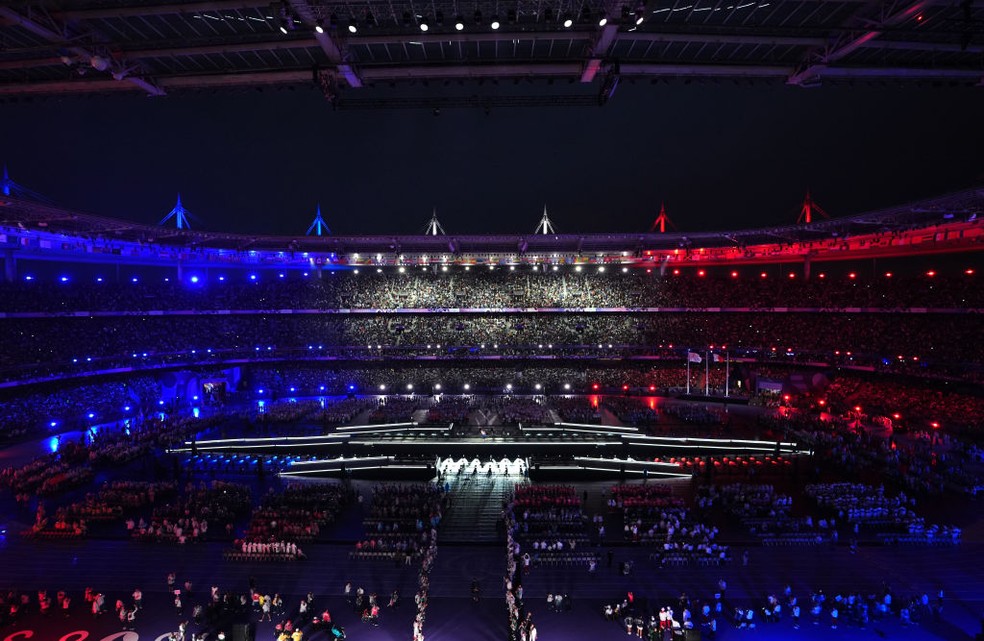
686,352 -> 690,395
705,351 -> 709,396
725,351 -> 730,398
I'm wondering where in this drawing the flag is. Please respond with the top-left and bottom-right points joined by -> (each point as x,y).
687,352 -> 703,363
712,353 -> 723,363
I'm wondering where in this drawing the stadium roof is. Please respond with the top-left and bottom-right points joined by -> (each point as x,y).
1,185 -> 982,257
1,0 -> 982,107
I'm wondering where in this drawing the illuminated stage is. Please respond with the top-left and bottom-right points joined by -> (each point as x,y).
170,421 -> 808,480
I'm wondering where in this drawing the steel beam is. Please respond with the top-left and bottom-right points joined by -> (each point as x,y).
0,7 -> 165,96
582,23 -> 619,83
788,0 -> 935,86
287,0 -> 363,88
55,1 -> 271,20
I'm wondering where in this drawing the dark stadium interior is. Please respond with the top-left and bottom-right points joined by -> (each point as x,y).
3,2 -> 984,641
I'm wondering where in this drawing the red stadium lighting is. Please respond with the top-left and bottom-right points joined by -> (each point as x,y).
697,269 -> 705,277
848,272 -> 856,279
622,385 -> 629,391
854,406 -> 862,412
672,269 -> 681,276
646,268 -> 652,274
788,272 -> 795,279
892,413 -> 901,420
965,269 -> 974,275
926,270 -> 936,277
730,271 -> 738,278
818,273 -> 826,279
649,385 -> 655,391
818,399 -> 826,406
885,272 -> 893,278
592,383 -> 599,391
930,421 -> 940,428
760,272 -> 767,279
783,394 -> 791,402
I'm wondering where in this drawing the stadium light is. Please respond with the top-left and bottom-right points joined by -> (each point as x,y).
506,383 -> 513,390
490,16 -> 500,29
455,16 -> 464,30
564,383 -> 571,390
563,17 -> 573,27
315,19 -> 324,34
464,384 -> 471,391
379,384 -> 386,391
598,16 -> 608,26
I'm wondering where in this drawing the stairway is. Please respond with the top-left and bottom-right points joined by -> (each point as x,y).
439,474 -> 519,544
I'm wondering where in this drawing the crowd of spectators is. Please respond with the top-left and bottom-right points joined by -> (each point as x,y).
241,482 -> 352,547
2,269 -> 979,312
131,480 -> 251,544
609,483 -> 728,565
2,311 -> 980,384
353,484 -> 444,562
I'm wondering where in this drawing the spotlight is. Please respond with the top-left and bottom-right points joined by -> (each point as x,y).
454,15 -> 464,30
419,20 -> 429,31
635,8 -> 645,25
490,15 -> 500,29
348,22 -> 357,33
315,18 -> 324,33
279,20 -> 288,34
563,17 -> 573,27
598,15 -> 608,26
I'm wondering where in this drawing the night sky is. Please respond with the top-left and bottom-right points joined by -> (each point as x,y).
1,82 -> 982,236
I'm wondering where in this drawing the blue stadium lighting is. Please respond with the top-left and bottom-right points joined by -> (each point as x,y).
85,357 -> 92,362
163,278 -> 169,282
193,408 -> 200,418
255,347 -> 260,351
49,421 -> 57,428
290,387 -> 296,392
190,276 -> 199,283
218,276 -> 226,281
124,406 -> 131,411
249,274 -> 257,280
193,395 -> 199,401
258,389 -> 264,394
96,277 -> 104,282
47,436 -> 60,453
191,350 -> 196,354
59,276 -> 69,282
142,352 -> 148,357
303,272 -> 309,277
348,384 -> 356,391
72,358 -> 78,363
206,349 -> 212,353
87,413 -> 95,419
319,386 -> 325,391
279,273 -> 285,278
23,275 -> 33,281
131,277 -> 138,283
